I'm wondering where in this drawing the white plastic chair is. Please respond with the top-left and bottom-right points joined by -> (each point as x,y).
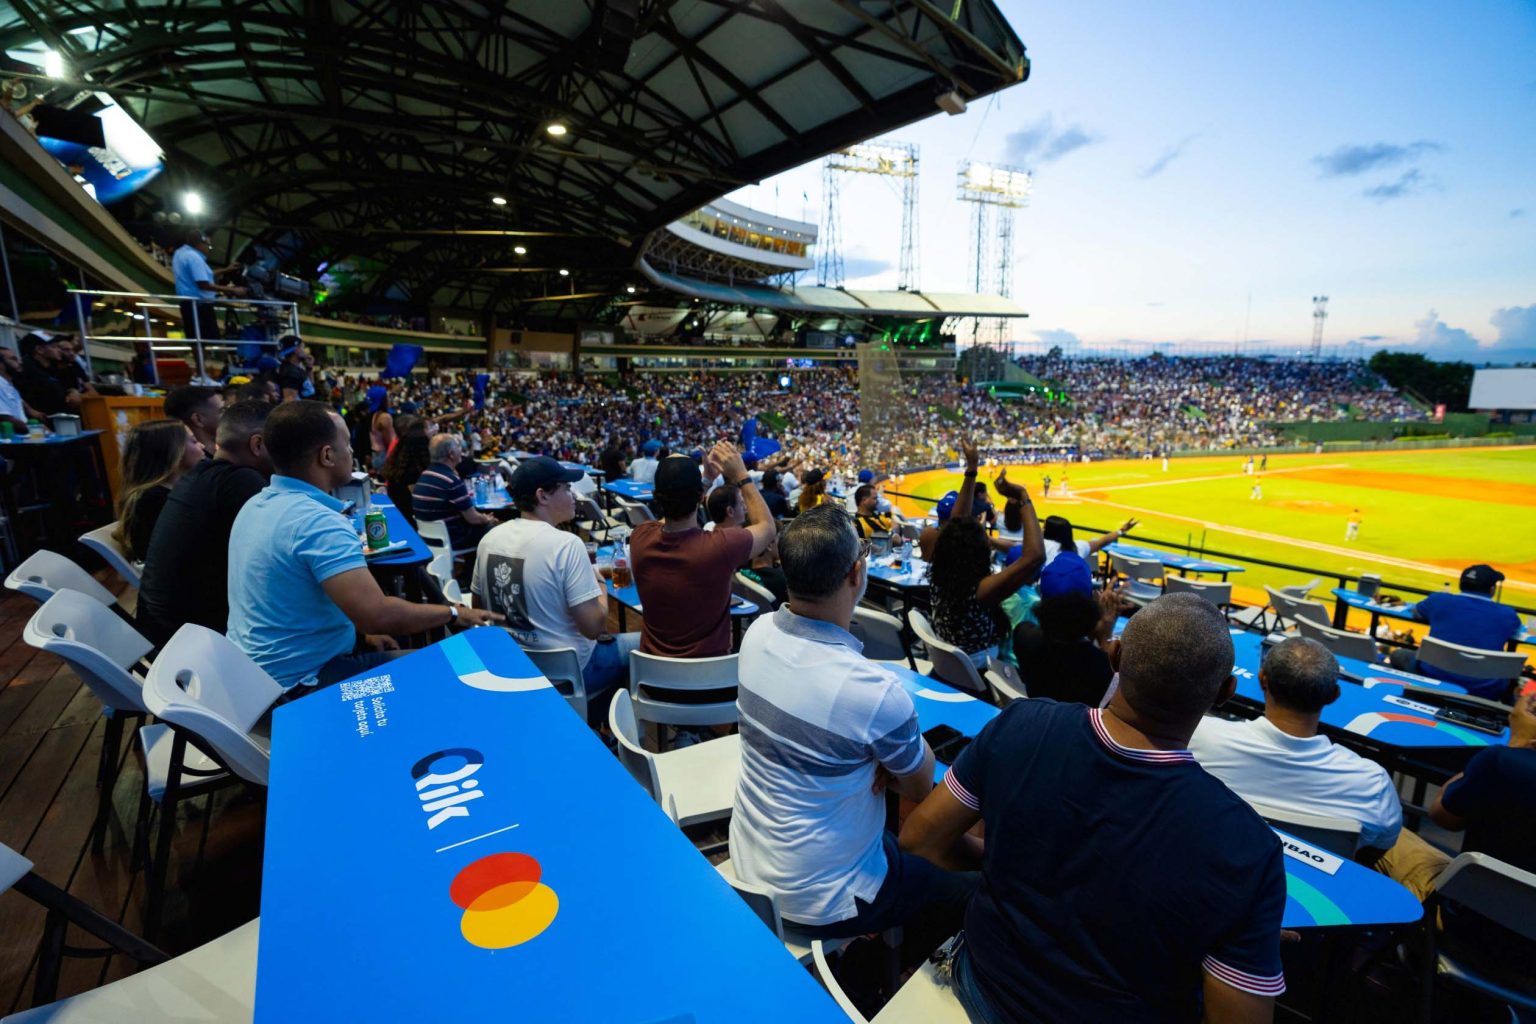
715,859 -> 858,967
1164,574 -> 1232,611
985,664 -> 1028,703
0,918 -> 257,1023
1280,577 -> 1322,599
0,841 -> 173,1014
1422,853 -> 1536,1021
812,938 -> 969,1023
519,645 -> 590,723
23,591 -> 153,852
426,547 -> 463,603
575,495 -> 629,543
628,651 -> 740,731
733,571 -> 779,614
416,516 -> 477,558
907,609 -> 989,699
1264,585 -> 1331,631
1249,801 -> 1363,858
1296,618 -> 1384,664
79,522 -> 142,589
140,625 -> 283,936
1413,636 -> 1527,689
1107,553 -> 1163,606
5,549 -> 117,608
617,498 -> 655,527
608,690 -> 739,828
850,606 -> 930,673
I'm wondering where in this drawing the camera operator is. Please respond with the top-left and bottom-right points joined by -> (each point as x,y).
173,228 -> 247,342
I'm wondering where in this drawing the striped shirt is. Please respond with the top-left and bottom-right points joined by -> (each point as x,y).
728,607 -> 925,926
413,462 -> 475,547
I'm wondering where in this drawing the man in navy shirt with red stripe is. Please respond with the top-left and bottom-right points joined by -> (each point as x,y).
902,593 -> 1287,1023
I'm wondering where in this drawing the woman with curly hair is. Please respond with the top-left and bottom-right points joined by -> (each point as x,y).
113,418 -> 204,560
926,439 -> 1045,670
380,413 -> 431,525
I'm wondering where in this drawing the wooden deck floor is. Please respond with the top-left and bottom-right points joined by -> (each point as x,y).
0,568 -> 266,1016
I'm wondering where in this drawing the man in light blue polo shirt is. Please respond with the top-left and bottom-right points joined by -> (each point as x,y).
730,503 -> 973,942
172,228 -> 246,342
228,400 -> 501,691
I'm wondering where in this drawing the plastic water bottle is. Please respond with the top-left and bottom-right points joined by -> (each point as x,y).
474,476 -> 488,505
902,537 -> 914,567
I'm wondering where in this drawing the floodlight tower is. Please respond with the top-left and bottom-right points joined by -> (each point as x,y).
956,160 -> 1031,350
1311,295 -> 1329,360
818,142 -> 921,290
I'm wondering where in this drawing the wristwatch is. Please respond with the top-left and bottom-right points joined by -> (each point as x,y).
446,604 -> 460,626
730,476 -> 753,489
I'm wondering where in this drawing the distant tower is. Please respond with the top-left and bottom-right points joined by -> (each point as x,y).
956,161 -> 1031,352
818,142 -> 920,290
1311,295 -> 1329,360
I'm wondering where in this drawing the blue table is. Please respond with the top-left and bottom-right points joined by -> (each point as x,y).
0,428 -> 105,447
884,661 -> 1415,929
507,452 -> 603,477
258,629 -> 844,1023
1105,542 -> 1245,579
1332,650 -> 1465,693
867,553 -> 929,590
1229,631 -> 1504,752
472,478 -> 516,513
602,477 -> 654,502
1271,829 -> 1421,930
0,429 -> 110,549
359,498 -> 432,568
1330,587 -> 1534,651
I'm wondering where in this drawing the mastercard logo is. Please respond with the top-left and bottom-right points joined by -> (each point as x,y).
450,852 -> 559,949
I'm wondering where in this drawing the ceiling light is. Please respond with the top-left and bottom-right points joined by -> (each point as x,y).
558,268 -> 569,276
545,123 -> 568,137
491,196 -> 507,206
626,286 -> 636,294
42,49 -> 65,79
182,191 -> 204,215
513,245 -> 527,255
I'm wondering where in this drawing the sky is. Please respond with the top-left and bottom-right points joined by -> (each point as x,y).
726,0 -> 1536,362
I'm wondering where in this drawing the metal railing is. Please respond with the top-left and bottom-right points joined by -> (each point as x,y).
69,289 -> 300,384
883,488 -> 1536,620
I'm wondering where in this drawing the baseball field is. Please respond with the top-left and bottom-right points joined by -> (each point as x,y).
892,445 -> 1536,610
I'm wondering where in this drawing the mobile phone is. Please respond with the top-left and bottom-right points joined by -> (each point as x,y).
922,724 -> 971,765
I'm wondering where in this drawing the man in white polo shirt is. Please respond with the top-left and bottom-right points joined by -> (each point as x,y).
1190,636 -> 1402,855
472,456 -> 638,724
730,503 -> 974,940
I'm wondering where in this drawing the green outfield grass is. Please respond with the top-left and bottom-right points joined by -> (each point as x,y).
895,446 -> 1536,605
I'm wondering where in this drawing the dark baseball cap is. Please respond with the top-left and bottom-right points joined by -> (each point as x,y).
1039,551 -> 1094,600
510,456 -> 583,501
654,454 -> 703,496
1460,564 -> 1504,592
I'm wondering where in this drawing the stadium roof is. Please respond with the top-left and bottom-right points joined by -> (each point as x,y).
640,264 -> 1028,319
0,0 -> 1027,321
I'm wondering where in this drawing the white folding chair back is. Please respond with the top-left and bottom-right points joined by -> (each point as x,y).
79,522 -> 142,589
849,606 -> 911,665
520,646 -> 589,722
907,609 -> 988,698
1107,554 -> 1163,605
617,499 -> 655,527
1264,585 -> 1330,629
1427,852 -> 1536,1012
1294,618 -> 1383,664
719,861 -> 855,967
1279,577 -> 1321,599
985,663 -> 1028,703
23,590 -> 152,714
608,690 -> 664,801
628,651 -> 739,728
416,517 -> 475,556
0,918 -> 259,1023
5,550 -> 117,607
872,957 -> 970,1023
733,572 -> 778,612
898,521 -> 922,542
1248,801 -> 1362,858
143,625 -> 283,785
1414,636 -> 1527,683
1164,574 -> 1232,609
576,496 -> 630,542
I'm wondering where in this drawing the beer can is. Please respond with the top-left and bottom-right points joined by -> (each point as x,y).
364,510 -> 390,550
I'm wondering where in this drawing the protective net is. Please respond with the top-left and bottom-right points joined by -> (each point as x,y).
857,343 -> 963,472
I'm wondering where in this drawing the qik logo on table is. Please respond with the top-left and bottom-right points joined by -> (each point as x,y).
410,748 -> 486,829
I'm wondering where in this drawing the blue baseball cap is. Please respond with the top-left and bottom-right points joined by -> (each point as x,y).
1039,551 -> 1094,600
1003,544 -> 1025,567
935,491 -> 959,522
858,469 -> 874,483
641,439 -> 661,455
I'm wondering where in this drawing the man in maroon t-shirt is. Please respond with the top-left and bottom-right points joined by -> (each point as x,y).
629,441 -> 776,657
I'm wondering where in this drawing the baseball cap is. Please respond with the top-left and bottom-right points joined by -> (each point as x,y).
653,454 -> 704,496
858,469 -> 875,483
1039,551 -> 1094,600
1460,564 -> 1505,592
802,467 -> 826,487
935,490 -> 959,522
1003,543 -> 1025,567
509,456 -> 584,502
641,439 -> 662,456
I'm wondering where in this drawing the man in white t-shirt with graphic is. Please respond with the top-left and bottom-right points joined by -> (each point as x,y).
1190,636 -> 1402,855
472,456 -> 639,724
